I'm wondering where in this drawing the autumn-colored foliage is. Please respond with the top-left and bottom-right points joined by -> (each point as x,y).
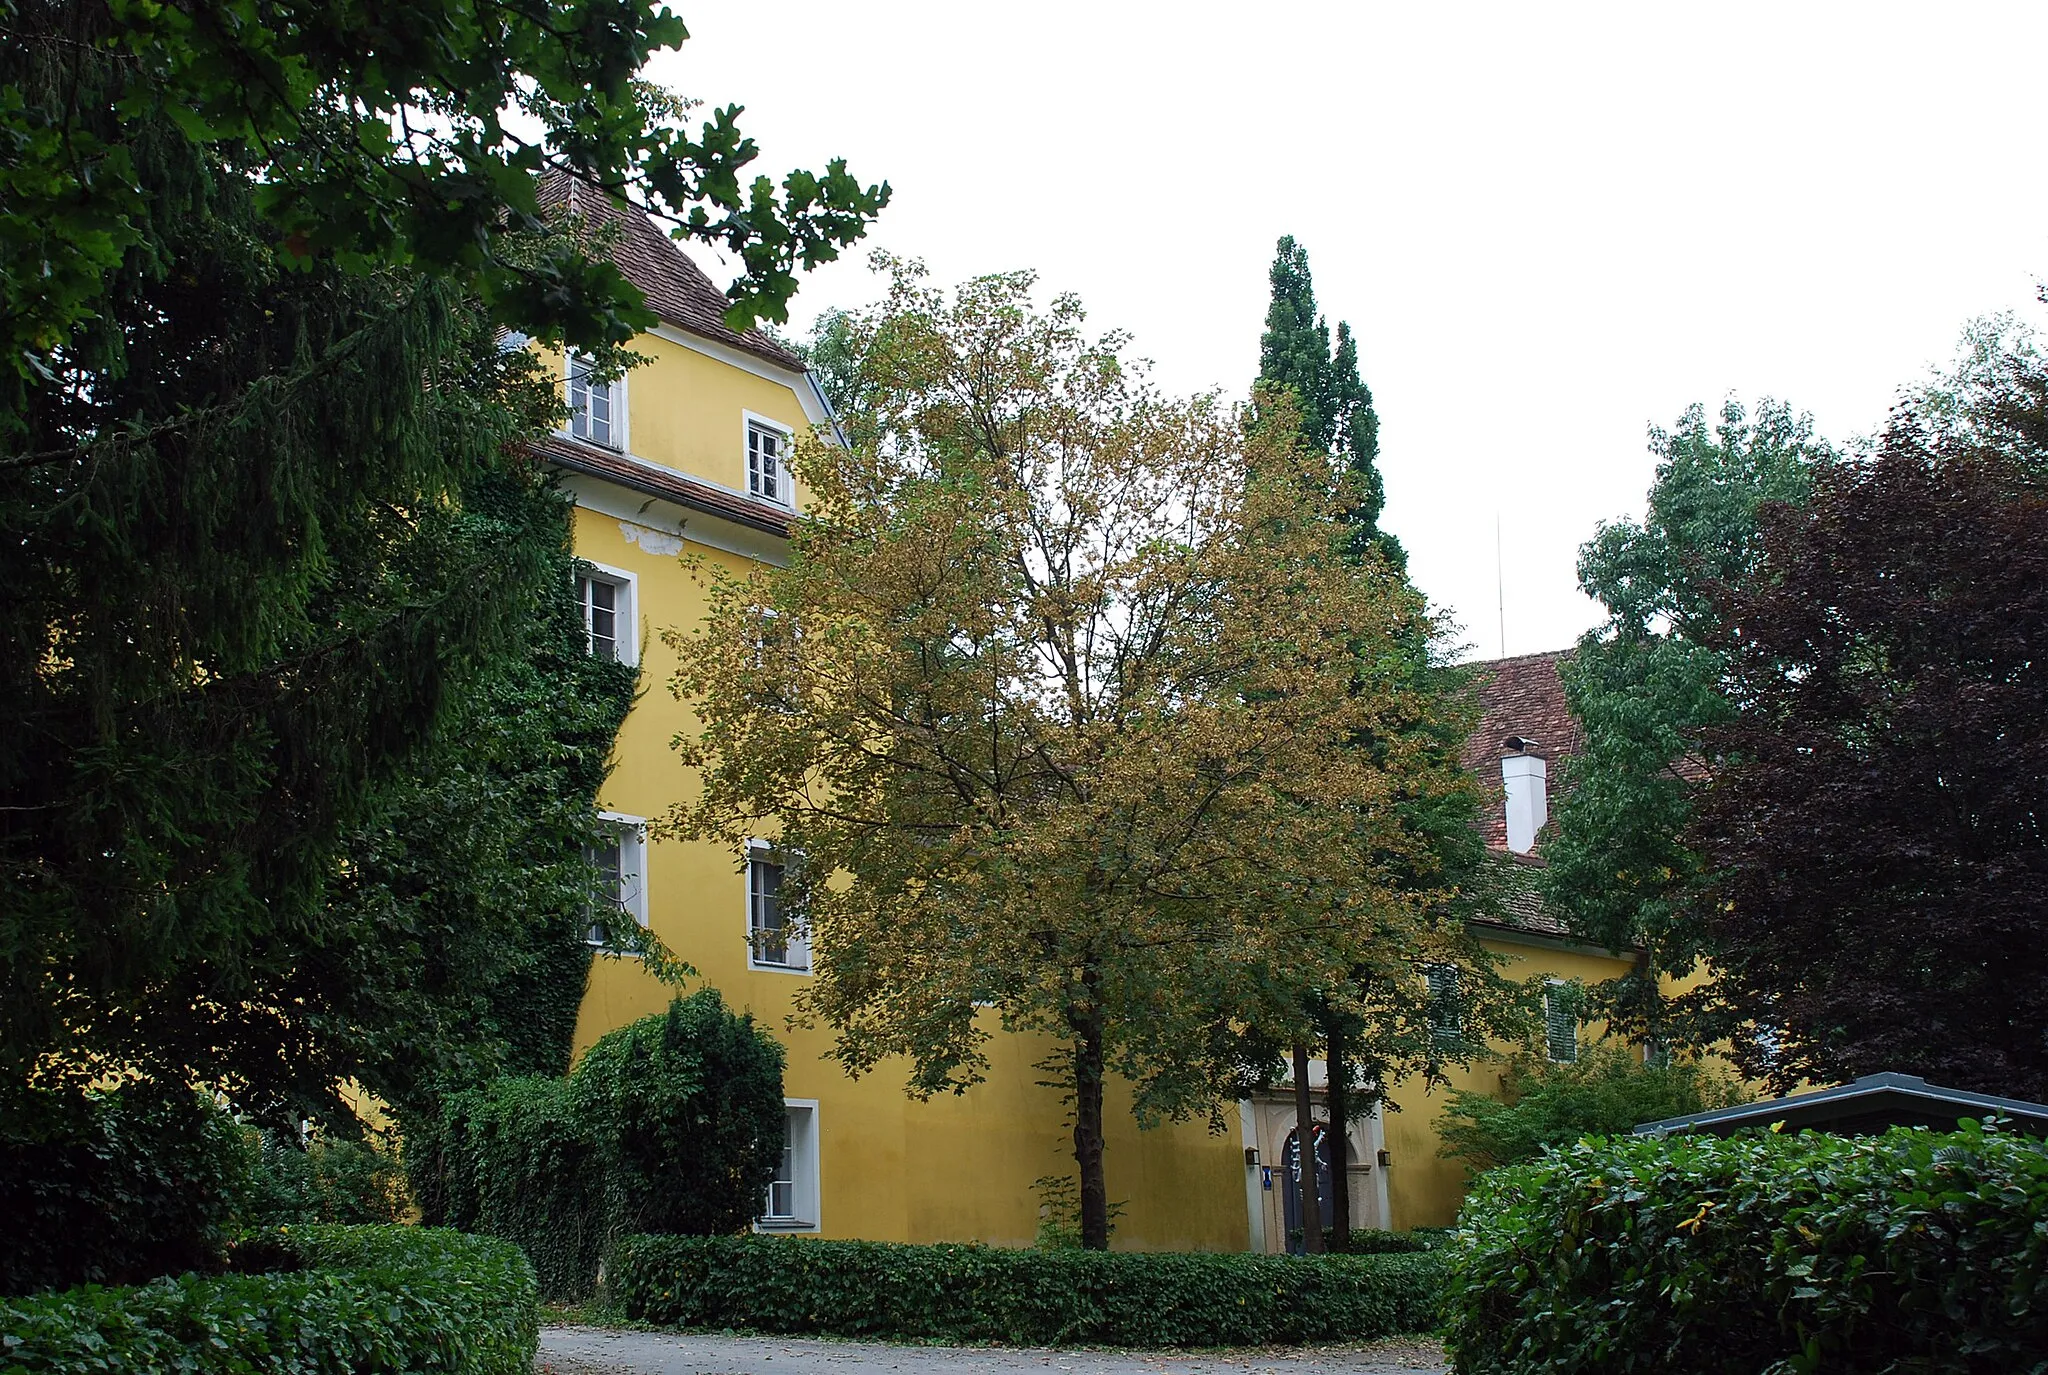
665,259 -> 1481,1247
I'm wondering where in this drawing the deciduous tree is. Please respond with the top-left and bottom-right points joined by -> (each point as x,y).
1,0 -> 888,395
1688,425 -> 2048,1096
668,259 -> 1473,1249
1542,399 -> 1830,1043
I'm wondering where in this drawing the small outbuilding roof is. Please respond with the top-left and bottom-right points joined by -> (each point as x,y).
1634,1072 -> 2048,1138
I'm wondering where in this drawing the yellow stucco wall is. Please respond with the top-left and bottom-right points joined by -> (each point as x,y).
1376,937 -> 1638,1230
562,334 -> 1246,1251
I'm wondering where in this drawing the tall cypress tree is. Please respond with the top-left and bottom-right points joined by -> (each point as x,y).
1256,237 -> 1402,569
1250,237 -> 1506,1250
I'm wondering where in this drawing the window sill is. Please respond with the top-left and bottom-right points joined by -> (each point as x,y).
754,1218 -> 818,1234
558,426 -> 624,454
748,959 -> 812,976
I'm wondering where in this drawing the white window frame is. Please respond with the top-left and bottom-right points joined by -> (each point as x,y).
1543,979 -> 1579,1064
585,812 -> 649,948
743,411 -> 795,509
745,838 -> 809,974
565,353 -> 629,451
757,1099 -> 820,1232
573,561 -> 638,667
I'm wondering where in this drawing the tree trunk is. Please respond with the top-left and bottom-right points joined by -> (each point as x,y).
1071,985 -> 1110,1251
1291,1041 -> 1324,1255
1325,1016 -> 1351,1252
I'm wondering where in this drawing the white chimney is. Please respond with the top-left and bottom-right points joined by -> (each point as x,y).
1501,746 -> 1547,855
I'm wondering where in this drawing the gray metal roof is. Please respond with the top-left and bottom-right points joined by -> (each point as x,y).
1634,1072 -> 2048,1138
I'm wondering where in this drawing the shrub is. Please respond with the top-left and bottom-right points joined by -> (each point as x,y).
1446,1122 -> 2048,1374
241,1129 -> 411,1227
1326,1228 -> 1442,1255
410,1075 -> 605,1301
0,1079 -> 253,1295
408,990 -> 786,1299
608,1233 -> 1446,1346
1434,1043 -> 1740,1172
0,1224 -> 536,1374
573,988 -> 787,1237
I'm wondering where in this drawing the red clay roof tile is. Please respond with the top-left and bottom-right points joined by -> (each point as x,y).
533,433 -> 792,538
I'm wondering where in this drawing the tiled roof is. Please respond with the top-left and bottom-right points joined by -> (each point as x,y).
1470,851 -> 1570,939
537,171 -> 808,374
1459,648 -> 1592,942
1464,649 -> 1580,854
533,433 -> 792,538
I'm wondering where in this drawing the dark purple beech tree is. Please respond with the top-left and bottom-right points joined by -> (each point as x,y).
1686,390 -> 2048,1098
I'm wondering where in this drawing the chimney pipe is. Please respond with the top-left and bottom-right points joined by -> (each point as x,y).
1501,744 -> 1547,855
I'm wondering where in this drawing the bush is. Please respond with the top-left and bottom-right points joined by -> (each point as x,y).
0,1224 -> 536,1374
409,990 -> 786,1300
241,1129 -> 411,1227
1434,1044 -> 1741,1172
411,1075 -> 606,1301
1326,1228 -> 1443,1255
1446,1122 -> 2048,1374
609,1234 -> 1446,1346
573,988 -> 787,1237
0,1079 -> 253,1295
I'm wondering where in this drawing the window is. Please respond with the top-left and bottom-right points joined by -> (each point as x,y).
573,566 -> 635,664
1754,1023 -> 1784,1070
1544,980 -> 1579,1063
1425,964 -> 1462,1047
746,417 -> 790,506
568,356 -> 619,448
759,1101 -> 819,1230
747,844 -> 808,972
585,815 -> 648,947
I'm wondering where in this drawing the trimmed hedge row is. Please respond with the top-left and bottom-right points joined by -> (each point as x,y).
0,1225 -> 536,1375
1446,1122 -> 2048,1374
610,1233 -> 1446,1346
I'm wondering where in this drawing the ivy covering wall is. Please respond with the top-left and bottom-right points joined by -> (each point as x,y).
410,991 -> 787,1300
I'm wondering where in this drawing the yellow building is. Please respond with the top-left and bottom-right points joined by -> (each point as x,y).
544,194 -> 1636,1248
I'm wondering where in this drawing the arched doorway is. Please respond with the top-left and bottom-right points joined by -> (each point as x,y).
1280,1122 -> 1334,1254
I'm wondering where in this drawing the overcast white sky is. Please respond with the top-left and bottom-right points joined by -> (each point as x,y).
647,3 -> 2048,660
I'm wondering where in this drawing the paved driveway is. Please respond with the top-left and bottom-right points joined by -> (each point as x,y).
537,1326 -> 1448,1375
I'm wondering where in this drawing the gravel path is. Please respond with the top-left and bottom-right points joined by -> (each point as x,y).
536,1326 -> 1447,1375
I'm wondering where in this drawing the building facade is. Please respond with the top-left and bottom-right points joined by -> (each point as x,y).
547,194 -> 1636,1248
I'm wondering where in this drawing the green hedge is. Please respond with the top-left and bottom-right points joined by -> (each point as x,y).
1,1079 -> 253,1294
1446,1123 -> 2048,1374
610,1233 -> 1445,1346
409,989 -> 786,1301
0,1225 -> 536,1375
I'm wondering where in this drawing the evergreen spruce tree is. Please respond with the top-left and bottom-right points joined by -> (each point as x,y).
0,122 -> 635,1130
1250,238 -> 1510,1249
0,0 -> 878,1278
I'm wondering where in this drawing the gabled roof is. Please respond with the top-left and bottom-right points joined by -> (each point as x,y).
1635,1073 -> 2048,1138
1463,649 -> 1578,854
537,171 -> 807,374
536,434 -> 792,538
